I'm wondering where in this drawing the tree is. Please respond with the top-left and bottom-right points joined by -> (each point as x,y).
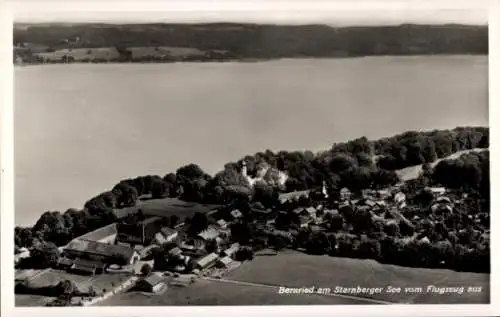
384,222 -> 400,237
170,215 -> 180,228
141,263 -> 152,276
205,239 -> 218,253
29,241 -> 61,269
151,179 -> 168,199
187,212 -> 209,236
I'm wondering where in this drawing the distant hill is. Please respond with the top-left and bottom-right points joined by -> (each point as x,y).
13,23 -> 488,61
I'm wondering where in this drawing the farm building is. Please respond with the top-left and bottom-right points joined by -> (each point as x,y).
63,239 -> 140,266
199,226 -> 221,240
116,216 -> 163,246
136,273 -> 166,293
278,190 -> 311,204
153,227 -> 178,245
222,243 -> 240,258
72,223 -> 117,244
56,256 -> 74,269
195,252 -> 219,269
216,256 -> 233,268
70,257 -> 107,275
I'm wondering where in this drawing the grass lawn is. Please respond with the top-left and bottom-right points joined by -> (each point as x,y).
15,294 -> 55,307
224,251 -> 489,304
395,148 -> 486,182
114,197 -> 217,220
27,269 -> 93,289
98,278 -> 367,306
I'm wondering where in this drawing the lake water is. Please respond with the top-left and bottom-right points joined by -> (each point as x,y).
14,56 -> 488,226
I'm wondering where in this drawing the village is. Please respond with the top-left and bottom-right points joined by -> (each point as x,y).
15,165 -> 472,307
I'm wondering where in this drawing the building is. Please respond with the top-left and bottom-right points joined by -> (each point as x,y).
278,190 -> 311,204
168,247 -> 183,257
222,243 -> 240,258
427,187 -> 446,199
116,216 -> 163,246
194,226 -> 221,249
69,257 -> 107,275
72,223 -> 117,244
64,238 -> 140,266
340,187 -> 352,201
216,219 -> 228,229
216,256 -> 233,268
230,209 -> 243,220
195,252 -> 219,269
153,227 -> 178,246
137,273 -> 166,293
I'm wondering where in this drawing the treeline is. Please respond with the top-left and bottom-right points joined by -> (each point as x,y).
14,127 -> 489,252
14,23 -> 487,61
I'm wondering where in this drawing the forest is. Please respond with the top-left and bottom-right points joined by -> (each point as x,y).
14,126 -> 489,273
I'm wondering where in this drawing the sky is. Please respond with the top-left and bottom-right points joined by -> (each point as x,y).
10,0 -> 490,25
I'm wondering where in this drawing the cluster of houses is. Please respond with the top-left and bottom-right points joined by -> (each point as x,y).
53,208 -> 244,279
42,179 -> 460,297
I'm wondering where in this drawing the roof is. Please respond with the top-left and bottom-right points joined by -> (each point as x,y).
230,209 -> 243,218
428,187 -> 446,194
223,243 -> 240,255
75,223 -> 117,242
217,256 -> 233,266
73,257 -> 106,270
435,196 -> 452,203
65,239 -> 135,261
278,190 -> 311,202
154,232 -> 167,245
142,273 -> 164,287
324,209 -> 339,216
340,187 -> 351,193
197,226 -> 220,241
160,227 -> 177,237
364,200 -> 376,207
196,252 -> 219,267
216,219 -> 227,226
141,216 -> 163,225
305,207 -> 316,215
168,247 -> 182,255
292,208 -> 305,215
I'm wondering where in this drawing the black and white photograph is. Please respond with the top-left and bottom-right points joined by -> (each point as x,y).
2,0 -> 498,313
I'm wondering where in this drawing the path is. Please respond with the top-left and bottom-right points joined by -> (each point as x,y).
202,277 -> 394,305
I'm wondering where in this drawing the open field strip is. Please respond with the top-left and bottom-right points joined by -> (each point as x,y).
202,277 -> 392,305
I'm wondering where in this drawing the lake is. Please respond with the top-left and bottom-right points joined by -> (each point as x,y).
14,56 -> 488,226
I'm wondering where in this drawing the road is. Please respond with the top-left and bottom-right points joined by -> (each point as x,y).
202,277 -> 394,305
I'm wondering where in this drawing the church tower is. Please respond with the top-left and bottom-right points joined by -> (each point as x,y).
322,180 -> 328,198
241,161 -> 247,177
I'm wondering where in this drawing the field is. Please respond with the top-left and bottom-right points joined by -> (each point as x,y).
114,197 -> 218,220
224,251 -> 490,304
15,294 -> 55,307
34,47 -> 120,61
16,269 -> 133,306
395,148 -> 486,182
98,278 -> 367,306
98,251 -> 488,306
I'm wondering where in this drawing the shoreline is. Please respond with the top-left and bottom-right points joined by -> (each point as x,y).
13,53 -> 488,67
